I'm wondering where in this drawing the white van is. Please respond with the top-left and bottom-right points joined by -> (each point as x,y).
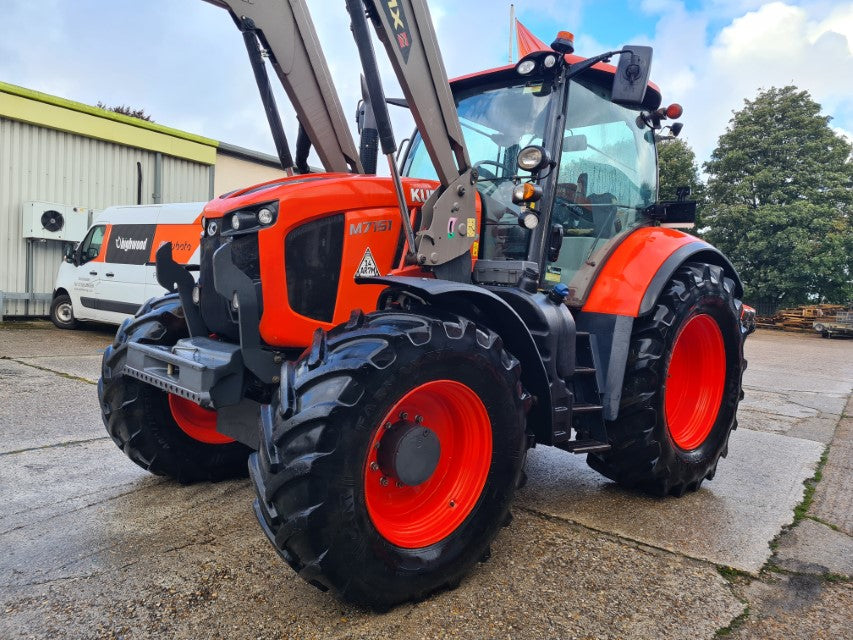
50,202 -> 205,329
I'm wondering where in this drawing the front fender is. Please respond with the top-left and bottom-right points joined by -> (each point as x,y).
359,276 -> 552,437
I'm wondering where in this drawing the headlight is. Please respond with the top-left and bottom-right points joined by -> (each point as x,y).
517,145 -> 550,173
231,212 -> 256,230
516,59 -> 536,75
222,201 -> 279,235
519,209 -> 539,229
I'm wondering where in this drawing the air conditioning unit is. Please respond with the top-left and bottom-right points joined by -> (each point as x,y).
21,201 -> 91,242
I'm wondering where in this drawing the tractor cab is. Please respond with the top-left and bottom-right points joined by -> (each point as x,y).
402,47 -> 667,306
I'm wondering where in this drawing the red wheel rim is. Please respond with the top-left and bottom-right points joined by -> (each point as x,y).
168,394 -> 234,445
664,314 -> 727,451
364,380 -> 492,548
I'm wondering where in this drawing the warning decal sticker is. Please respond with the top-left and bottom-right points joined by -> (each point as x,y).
355,247 -> 381,278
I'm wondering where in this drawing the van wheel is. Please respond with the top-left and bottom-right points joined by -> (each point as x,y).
50,294 -> 79,329
98,293 -> 251,483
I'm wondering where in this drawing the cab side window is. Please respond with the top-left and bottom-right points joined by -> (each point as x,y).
79,225 -> 106,264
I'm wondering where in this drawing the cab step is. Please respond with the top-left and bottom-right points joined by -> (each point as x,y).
558,439 -> 611,454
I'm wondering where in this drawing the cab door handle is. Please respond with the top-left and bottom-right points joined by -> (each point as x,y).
105,273 -> 115,277
89,271 -> 97,276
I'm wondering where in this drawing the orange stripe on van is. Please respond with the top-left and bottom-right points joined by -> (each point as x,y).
89,224 -> 112,263
150,224 -> 201,265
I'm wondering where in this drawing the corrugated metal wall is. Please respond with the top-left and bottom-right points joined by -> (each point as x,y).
0,117 -> 212,317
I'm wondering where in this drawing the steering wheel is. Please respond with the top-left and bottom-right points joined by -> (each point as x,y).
474,160 -> 514,197
552,196 -> 594,229
473,160 -> 506,178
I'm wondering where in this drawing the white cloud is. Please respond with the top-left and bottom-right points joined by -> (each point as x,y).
653,2 -> 853,161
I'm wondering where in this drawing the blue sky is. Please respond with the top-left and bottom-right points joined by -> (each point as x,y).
1,1 -> 851,169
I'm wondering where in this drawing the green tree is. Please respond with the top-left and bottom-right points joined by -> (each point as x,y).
703,86 -> 852,308
96,102 -> 153,122
657,137 -> 704,223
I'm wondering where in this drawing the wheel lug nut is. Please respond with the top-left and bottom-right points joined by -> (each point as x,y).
370,462 -> 379,471
396,481 -> 404,488
399,411 -> 408,420
380,476 -> 389,486
383,422 -> 392,430
415,415 -> 423,424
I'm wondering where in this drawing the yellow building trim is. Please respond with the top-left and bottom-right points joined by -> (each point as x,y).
0,81 -> 218,165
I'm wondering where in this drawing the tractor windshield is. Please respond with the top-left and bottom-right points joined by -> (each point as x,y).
404,78 -> 556,261
545,77 -> 657,299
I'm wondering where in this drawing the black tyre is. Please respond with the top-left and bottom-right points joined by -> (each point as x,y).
251,309 -> 526,609
587,262 -> 746,496
98,293 -> 251,483
50,293 -> 79,329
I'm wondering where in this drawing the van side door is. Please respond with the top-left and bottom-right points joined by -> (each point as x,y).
97,223 -> 159,322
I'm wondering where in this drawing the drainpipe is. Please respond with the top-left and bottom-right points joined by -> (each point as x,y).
153,152 -> 163,204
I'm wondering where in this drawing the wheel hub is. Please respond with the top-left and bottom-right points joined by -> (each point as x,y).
57,304 -> 72,322
377,419 -> 441,486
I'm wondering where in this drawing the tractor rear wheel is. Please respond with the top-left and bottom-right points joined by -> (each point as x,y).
98,293 -> 251,483
587,262 -> 746,496
250,310 -> 526,609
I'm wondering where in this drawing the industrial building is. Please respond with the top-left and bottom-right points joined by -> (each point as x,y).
0,81 -> 286,318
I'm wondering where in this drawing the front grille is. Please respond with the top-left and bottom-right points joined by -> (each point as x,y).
199,232 -> 239,339
285,214 -> 344,323
232,234 -> 261,280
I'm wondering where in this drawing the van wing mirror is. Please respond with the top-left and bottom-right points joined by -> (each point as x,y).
611,46 -> 652,107
63,244 -> 75,264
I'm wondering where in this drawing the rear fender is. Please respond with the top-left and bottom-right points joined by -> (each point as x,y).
360,276 -> 552,439
582,227 -> 743,317
580,230 -> 744,421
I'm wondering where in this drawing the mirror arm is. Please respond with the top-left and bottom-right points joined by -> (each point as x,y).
565,49 -> 623,81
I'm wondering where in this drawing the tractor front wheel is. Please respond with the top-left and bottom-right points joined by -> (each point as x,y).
98,293 -> 251,483
587,262 -> 746,496
250,310 -> 526,609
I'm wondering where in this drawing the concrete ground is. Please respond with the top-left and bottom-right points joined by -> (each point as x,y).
0,322 -> 850,639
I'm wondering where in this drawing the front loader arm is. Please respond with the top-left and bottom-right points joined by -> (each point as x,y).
362,0 -> 478,268
204,0 -> 362,173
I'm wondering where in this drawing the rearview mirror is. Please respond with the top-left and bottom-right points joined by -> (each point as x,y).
611,45 -> 652,107
562,134 -> 588,153
63,244 -> 76,265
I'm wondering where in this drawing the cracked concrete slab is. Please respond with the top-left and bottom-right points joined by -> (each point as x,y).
810,395 -> 853,535
0,321 -> 112,358
0,505 -> 743,640
519,428 -> 824,573
0,439 -> 152,536
19,354 -> 103,384
728,574 -> 853,640
773,518 -> 853,577
0,359 -> 103,454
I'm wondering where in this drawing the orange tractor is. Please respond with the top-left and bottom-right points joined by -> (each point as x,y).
99,0 -> 755,608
